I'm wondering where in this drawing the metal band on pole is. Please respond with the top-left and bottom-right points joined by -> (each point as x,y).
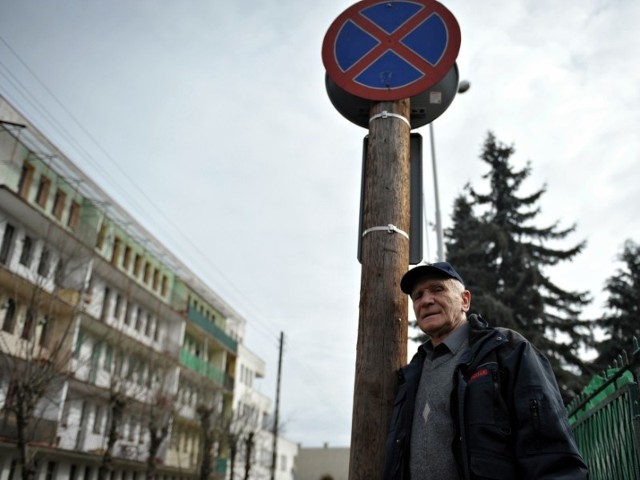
362,224 -> 409,241
369,110 -> 411,128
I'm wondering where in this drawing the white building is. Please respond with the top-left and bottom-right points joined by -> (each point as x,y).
0,94 -> 292,479
228,324 -> 298,480
295,445 -> 349,480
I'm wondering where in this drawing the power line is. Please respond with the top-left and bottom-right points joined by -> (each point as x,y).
0,35 -> 281,345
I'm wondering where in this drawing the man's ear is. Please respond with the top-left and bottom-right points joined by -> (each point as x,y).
461,290 -> 471,312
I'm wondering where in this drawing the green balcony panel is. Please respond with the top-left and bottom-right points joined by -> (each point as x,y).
187,306 -> 238,353
180,349 -> 227,387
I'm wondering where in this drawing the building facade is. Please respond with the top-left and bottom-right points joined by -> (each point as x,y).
0,95 -> 293,479
295,446 -> 349,480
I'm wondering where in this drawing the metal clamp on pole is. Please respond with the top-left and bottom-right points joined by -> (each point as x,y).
362,224 -> 409,241
369,110 -> 411,129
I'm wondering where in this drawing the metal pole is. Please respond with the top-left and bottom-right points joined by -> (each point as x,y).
429,122 -> 444,262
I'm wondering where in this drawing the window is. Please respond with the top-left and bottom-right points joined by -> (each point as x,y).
2,298 -> 17,333
35,176 -> 51,208
93,405 -> 103,434
114,294 -> 123,320
124,301 -> 132,326
21,308 -> 35,340
161,275 -> 168,296
74,329 -> 85,357
53,259 -> 65,286
52,188 -> 67,219
153,320 -> 160,342
152,268 -> 159,290
135,307 -> 143,331
39,316 -> 50,347
128,415 -> 136,441
67,201 -> 81,230
122,245 -> 132,270
45,461 -> 56,480
0,223 -> 15,264
19,235 -> 33,267
6,459 -> 18,480
103,345 -> 113,371
133,253 -> 142,277
101,287 -> 111,321
69,465 -> 77,480
143,262 -> 151,284
96,222 -> 107,249
17,162 -> 35,198
127,356 -> 137,379
37,247 -> 51,277
111,237 -> 121,265
145,314 -> 154,337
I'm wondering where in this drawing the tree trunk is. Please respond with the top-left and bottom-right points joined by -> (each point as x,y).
15,392 -> 37,480
229,439 -> 237,480
243,432 -> 254,480
199,408 -> 214,480
99,394 -> 126,480
17,416 -> 36,480
146,422 -> 169,480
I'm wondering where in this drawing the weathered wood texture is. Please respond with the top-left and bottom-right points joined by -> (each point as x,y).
349,100 -> 411,480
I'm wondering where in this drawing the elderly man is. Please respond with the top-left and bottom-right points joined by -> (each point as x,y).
384,262 -> 588,479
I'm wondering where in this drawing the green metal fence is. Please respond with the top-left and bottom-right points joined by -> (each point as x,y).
568,344 -> 640,480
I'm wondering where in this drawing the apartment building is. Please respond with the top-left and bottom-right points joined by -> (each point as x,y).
0,95 -> 288,479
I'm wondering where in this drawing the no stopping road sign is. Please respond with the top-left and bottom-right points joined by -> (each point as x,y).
322,0 -> 461,101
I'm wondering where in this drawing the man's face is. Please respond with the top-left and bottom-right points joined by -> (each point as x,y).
410,277 -> 471,342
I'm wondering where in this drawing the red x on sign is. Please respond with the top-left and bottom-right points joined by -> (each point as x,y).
322,0 -> 460,101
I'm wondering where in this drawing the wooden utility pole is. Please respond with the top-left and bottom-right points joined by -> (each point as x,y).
271,331 -> 284,480
349,99 -> 411,479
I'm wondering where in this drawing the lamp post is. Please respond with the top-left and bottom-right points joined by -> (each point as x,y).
429,80 -> 471,262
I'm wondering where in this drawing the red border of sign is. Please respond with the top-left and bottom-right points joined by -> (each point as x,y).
322,0 -> 461,101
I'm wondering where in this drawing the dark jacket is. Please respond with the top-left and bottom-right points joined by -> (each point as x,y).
384,314 -> 588,479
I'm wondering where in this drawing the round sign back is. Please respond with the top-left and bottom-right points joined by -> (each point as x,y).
322,0 -> 461,101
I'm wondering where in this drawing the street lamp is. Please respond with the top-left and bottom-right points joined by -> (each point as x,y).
430,80 -> 471,262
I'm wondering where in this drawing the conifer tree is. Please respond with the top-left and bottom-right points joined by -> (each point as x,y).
593,239 -> 640,370
445,132 -> 592,397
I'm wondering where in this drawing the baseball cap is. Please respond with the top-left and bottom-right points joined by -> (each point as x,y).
400,261 -> 465,294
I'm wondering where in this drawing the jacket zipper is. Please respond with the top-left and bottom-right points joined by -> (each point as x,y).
530,398 -> 541,449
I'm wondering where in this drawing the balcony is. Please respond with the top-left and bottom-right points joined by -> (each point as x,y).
186,306 -> 237,353
180,349 -> 234,391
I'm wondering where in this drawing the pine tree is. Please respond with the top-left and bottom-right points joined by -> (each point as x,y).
445,132 -> 592,397
593,240 -> 640,370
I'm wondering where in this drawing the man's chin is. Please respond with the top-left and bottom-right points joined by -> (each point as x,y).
418,318 -> 441,334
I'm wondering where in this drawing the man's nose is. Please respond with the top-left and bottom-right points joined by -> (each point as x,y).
416,293 -> 434,306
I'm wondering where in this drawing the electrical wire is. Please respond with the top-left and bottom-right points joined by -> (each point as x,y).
0,35 -> 281,346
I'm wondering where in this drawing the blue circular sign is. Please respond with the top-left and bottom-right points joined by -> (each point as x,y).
322,0 -> 461,101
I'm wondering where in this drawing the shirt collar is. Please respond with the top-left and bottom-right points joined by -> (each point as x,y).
420,320 -> 470,356
442,320 -> 469,354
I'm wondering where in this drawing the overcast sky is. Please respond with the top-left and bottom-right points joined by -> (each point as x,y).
1,0 -> 639,448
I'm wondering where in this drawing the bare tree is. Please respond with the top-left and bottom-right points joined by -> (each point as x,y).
226,398 -> 264,480
0,229 -> 91,480
189,380 -> 230,480
144,361 -> 178,480
95,332 -> 156,480
197,402 -> 221,480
